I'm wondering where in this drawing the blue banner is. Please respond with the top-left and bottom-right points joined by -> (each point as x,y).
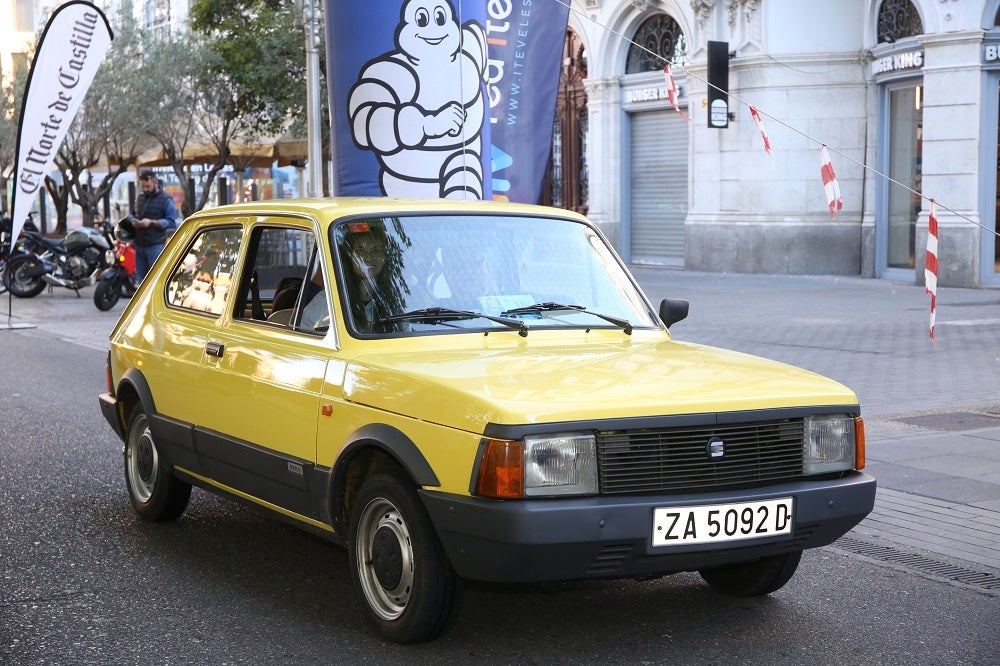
483,0 -> 570,203
324,0 -> 568,203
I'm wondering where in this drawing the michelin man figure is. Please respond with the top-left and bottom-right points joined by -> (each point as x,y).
348,0 -> 488,199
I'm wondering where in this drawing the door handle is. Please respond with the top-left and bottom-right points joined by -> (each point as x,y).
205,341 -> 225,358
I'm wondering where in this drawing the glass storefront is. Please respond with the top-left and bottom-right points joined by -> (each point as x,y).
886,85 -> 923,270
995,82 -> 1000,275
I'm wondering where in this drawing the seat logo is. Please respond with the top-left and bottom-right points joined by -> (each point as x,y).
706,436 -> 725,460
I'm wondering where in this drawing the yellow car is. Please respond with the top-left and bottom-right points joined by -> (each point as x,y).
99,198 -> 875,643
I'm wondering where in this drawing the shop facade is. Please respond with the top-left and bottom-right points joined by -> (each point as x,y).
558,0 -> 1000,287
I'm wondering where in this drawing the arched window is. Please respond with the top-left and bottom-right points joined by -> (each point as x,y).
877,0 -> 923,43
626,14 -> 688,74
541,29 -> 589,214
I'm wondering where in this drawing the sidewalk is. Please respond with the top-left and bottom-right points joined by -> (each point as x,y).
4,269 -> 1000,583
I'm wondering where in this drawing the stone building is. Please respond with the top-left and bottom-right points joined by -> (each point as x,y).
549,0 -> 1000,287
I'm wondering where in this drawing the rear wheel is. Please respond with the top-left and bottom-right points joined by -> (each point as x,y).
94,277 -> 121,311
3,254 -> 46,298
124,405 -> 191,521
699,551 -> 802,596
349,468 -> 459,643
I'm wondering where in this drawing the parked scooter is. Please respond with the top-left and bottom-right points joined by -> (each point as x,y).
93,218 -> 138,311
2,219 -> 116,298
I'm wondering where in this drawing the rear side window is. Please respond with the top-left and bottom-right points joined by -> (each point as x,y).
165,226 -> 243,316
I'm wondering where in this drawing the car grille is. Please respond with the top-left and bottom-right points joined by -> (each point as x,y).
597,418 -> 805,495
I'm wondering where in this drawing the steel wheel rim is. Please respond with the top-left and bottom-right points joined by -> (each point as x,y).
126,415 -> 158,503
11,261 -> 38,291
355,497 -> 414,621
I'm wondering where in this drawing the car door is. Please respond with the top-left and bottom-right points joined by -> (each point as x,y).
151,222 -> 246,473
192,218 -> 332,521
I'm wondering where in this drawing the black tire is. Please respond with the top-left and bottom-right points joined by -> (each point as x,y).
94,277 -> 121,311
3,254 -> 46,298
699,550 -> 802,597
349,468 -> 459,643
123,405 -> 191,522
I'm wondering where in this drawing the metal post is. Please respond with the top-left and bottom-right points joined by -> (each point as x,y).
302,0 -> 328,197
39,189 -> 48,234
218,177 -> 229,206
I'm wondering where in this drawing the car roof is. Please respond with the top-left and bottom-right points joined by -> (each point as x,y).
186,197 -> 589,222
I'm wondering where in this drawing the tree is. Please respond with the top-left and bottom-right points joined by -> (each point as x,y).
184,0 -> 309,205
188,0 -> 306,138
1,52 -> 30,217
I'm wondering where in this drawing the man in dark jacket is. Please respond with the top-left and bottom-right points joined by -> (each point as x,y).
131,170 -> 178,282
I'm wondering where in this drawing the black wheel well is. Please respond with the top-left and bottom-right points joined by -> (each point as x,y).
116,383 -> 142,430
333,445 -> 410,534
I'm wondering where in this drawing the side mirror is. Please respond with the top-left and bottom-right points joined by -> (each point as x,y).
659,298 -> 689,328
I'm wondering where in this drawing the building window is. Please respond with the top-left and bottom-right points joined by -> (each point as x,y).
626,14 -> 688,74
14,0 -> 33,32
144,0 -> 172,37
886,86 -> 922,270
877,0 -> 923,44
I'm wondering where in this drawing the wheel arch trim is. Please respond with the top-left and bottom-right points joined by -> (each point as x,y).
115,367 -> 157,425
327,422 -> 440,533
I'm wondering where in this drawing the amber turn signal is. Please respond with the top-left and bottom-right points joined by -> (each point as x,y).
475,439 -> 524,499
854,416 -> 866,470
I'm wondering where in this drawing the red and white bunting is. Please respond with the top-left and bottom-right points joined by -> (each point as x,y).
820,145 -> 843,219
749,106 -> 772,155
663,64 -> 690,122
925,199 -> 939,340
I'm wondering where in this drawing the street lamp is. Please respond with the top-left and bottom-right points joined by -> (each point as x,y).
296,0 -> 328,197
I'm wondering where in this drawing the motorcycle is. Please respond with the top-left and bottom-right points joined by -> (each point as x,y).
1,213 -> 40,296
3,218 -> 116,298
93,219 -> 138,311
0,214 -> 10,295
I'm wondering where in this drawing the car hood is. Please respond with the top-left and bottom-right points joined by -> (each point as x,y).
341,336 -> 858,432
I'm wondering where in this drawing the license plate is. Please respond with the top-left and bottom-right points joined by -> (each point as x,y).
651,498 -> 793,547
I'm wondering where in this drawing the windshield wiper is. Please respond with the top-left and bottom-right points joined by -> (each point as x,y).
501,302 -> 633,335
378,307 -> 528,337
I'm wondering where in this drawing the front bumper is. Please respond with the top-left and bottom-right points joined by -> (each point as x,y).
420,471 -> 875,583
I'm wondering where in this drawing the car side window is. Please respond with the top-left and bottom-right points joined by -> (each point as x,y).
165,226 -> 243,315
234,226 -> 329,335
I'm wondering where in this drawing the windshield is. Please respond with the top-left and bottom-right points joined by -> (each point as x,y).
331,213 -> 658,336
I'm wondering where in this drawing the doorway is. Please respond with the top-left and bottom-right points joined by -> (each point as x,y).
883,84 -> 923,275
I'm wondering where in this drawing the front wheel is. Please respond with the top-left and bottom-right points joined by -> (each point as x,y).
3,254 -> 46,298
124,405 -> 191,521
349,468 -> 459,643
93,276 -> 121,311
699,550 -> 802,597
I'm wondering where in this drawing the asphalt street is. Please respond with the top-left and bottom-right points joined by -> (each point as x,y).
1,269 -> 998,664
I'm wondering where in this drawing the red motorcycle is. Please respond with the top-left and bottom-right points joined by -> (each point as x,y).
93,220 -> 137,311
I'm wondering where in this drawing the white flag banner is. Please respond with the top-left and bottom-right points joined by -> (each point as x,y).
9,1 -> 113,245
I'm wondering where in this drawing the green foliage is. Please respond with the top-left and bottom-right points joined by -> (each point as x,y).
0,49 -> 29,205
7,0 -> 317,224
189,0 -> 306,137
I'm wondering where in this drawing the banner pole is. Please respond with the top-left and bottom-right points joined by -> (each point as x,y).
2,285 -> 36,331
